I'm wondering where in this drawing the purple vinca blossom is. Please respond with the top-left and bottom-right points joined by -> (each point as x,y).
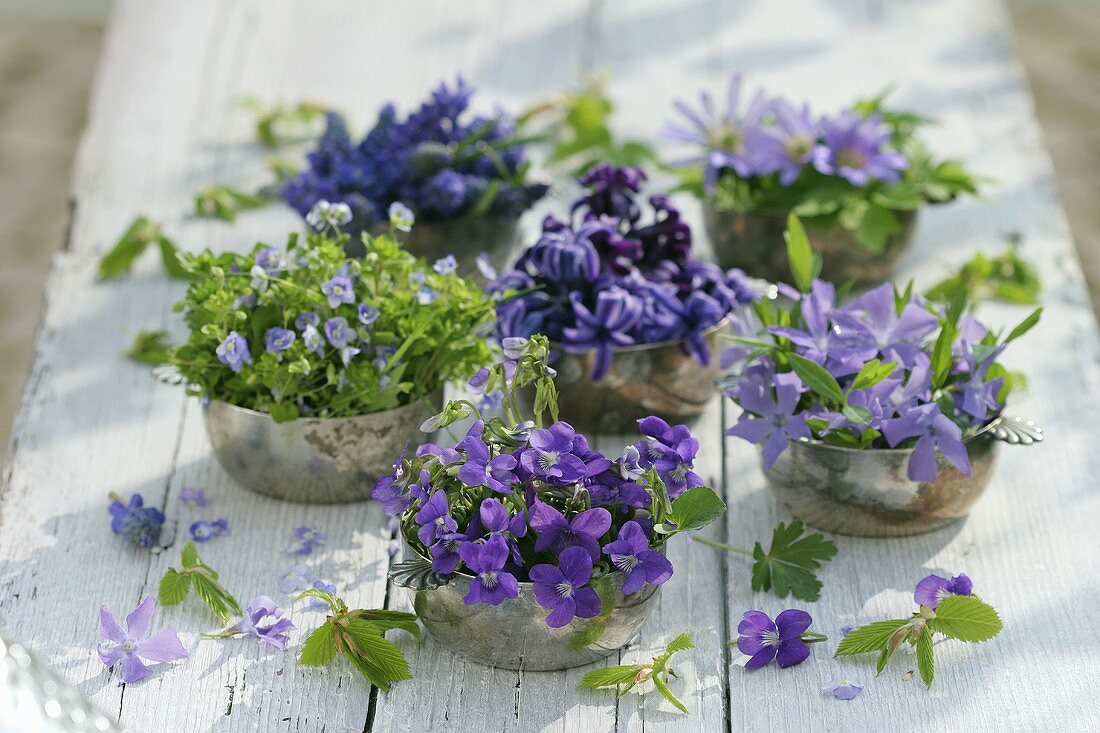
265,327 -> 296,355
216,331 -> 252,373
769,280 -> 838,366
98,597 -> 188,684
224,596 -> 296,650
321,274 -> 355,308
737,608 -> 814,670
832,284 -> 938,366
529,502 -> 612,562
458,535 -> 520,606
822,680 -> 863,701
284,526 -> 326,555
726,368 -> 811,468
189,518 -> 228,543
602,521 -> 673,594
812,111 -> 908,186
746,99 -> 818,185
881,403 -> 970,482
109,493 -> 164,548
530,546 -> 602,628
563,287 -> 643,381
323,317 -> 354,348
415,491 -> 458,545
914,573 -> 973,609
519,422 -> 588,484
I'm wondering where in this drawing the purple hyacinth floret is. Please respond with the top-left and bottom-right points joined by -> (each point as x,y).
737,608 -> 814,670
530,546 -> 603,628
109,493 -> 165,548
914,572 -> 973,609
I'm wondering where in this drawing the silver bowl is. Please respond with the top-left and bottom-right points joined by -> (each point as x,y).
759,416 -> 1042,537
390,543 -> 661,671
345,216 -> 522,275
202,395 -> 439,504
550,320 -> 728,434
703,205 -> 918,287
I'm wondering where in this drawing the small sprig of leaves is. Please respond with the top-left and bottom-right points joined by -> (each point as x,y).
836,595 -> 1002,687
693,520 -> 837,602
125,330 -> 175,366
239,97 -> 330,148
578,634 -> 695,713
296,588 -> 419,691
158,541 -> 242,624
193,184 -> 273,223
926,240 -> 1041,306
98,216 -> 188,281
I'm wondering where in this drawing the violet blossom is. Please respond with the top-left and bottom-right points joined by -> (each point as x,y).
458,535 -> 519,606
530,546 -> 602,628
285,526 -> 326,555
519,422 -> 588,484
218,596 -> 295,650
602,521 -> 673,594
914,573 -> 973,609
529,502 -> 611,562
98,597 -> 188,683
736,608 -> 815,670
108,493 -> 164,548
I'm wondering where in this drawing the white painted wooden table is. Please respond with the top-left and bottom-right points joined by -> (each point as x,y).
2,1 -> 1099,731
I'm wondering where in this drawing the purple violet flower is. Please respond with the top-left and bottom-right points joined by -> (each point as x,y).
284,526 -> 326,555
637,416 -> 704,498
458,535 -> 520,606
429,532 -> 468,574
415,491 -> 458,546
530,546 -> 602,628
602,521 -> 673,594
813,111 -> 908,186
216,331 -> 252,373
736,608 -> 814,670
189,518 -> 228,543
459,436 -> 519,494
221,596 -> 295,650
914,573 -> 973,609
519,422 -> 589,484
529,502 -> 611,562
108,493 -> 164,548
98,597 -> 188,684
321,274 -> 355,308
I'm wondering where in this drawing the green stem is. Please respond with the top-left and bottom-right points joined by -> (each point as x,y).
690,533 -> 753,556
800,631 -> 829,644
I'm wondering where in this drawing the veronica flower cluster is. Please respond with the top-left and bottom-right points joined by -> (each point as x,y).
665,75 -> 979,251
724,277 -> 1039,481
168,226 -> 493,421
490,164 -> 759,379
281,77 -> 547,229
374,337 -> 724,628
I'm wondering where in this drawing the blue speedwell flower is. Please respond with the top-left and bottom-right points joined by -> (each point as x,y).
216,331 -> 252,373
265,327 -> 296,355
189,518 -> 229,543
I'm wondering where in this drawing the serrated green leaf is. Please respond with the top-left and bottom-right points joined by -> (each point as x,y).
298,622 -> 338,666
787,353 -> 845,405
663,633 -> 695,657
295,587 -> 344,614
750,520 -> 838,601
785,213 -> 816,292
835,619 -> 910,656
665,487 -> 726,534
928,596 -> 1002,642
915,627 -> 935,687
157,568 -> 192,606
652,674 -> 689,714
353,609 -> 422,641
181,541 -> 200,569
341,619 -> 412,691
191,574 -> 240,624
578,665 -> 645,689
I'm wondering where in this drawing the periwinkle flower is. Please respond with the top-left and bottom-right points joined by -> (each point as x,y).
822,680 -> 863,701
737,608 -> 815,670
832,284 -> 938,365
415,491 -> 458,546
602,521 -> 673,594
220,596 -> 295,651
388,201 -> 415,232
914,573 -> 973,609
265,327 -> 296,354
726,368 -> 811,468
189,518 -> 228,543
109,493 -> 164,548
321,274 -> 355,309
285,526 -> 326,555
216,331 -> 252,373
529,502 -> 611,562
813,111 -> 908,186
530,546 -> 602,628
458,535 -> 519,606
98,597 -> 188,684
881,403 -> 970,482
519,422 -> 588,484
357,303 -> 380,326
323,317 -> 354,348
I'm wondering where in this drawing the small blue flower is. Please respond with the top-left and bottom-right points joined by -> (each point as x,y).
295,311 -> 319,329
476,252 -> 497,280
189,518 -> 229,542
388,201 -> 414,232
321,275 -> 355,309
306,200 -> 352,230
408,271 -> 426,287
216,331 -> 252,373
417,285 -> 437,305
822,680 -> 863,701
302,325 -> 324,356
340,345 -> 361,366
178,487 -> 207,507
324,317 -> 354,348
108,493 -> 164,548
433,255 -> 457,275
285,526 -> 326,555
357,303 -> 380,326
265,327 -> 296,354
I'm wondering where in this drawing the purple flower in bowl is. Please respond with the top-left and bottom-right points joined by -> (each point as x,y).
530,502 -> 612,562
459,535 -> 520,606
812,111 -> 908,186
321,274 -> 355,308
602,521 -> 673,594
519,422 -> 588,484
216,331 -> 252,373
725,369 -> 811,468
530,546 -> 602,628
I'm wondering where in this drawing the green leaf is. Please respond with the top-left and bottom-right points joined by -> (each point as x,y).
928,596 -> 1003,642
750,520 -> 838,601
97,216 -> 162,280
353,609 -> 422,641
835,619 -> 910,656
784,213 -> 816,292
180,541 -> 200,569
125,330 -> 174,366
191,574 -> 240,625
915,627 -> 935,687
157,568 -> 192,606
298,622 -> 338,666
652,675 -> 689,714
848,359 -> 898,392
842,404 -> 873,425
193,184 -> 271,222
787,353 -> 845,405
295,587 -> 344,614
662,633 -> 695,658
663,487 -> 726,534
1003,307 -> 1042,345
853,203 -> 901,254
341,619 -> 412,691
578,665 -> 645,689
158,238 -> 190,280
930,321 -> 957,390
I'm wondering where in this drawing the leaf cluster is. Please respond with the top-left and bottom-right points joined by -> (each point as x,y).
125,330 -> 175,366
239,97 -> 330,149
193,184 -> 273,223
158,541 -> 242,624
296,588 -> 419,691
97,216 -> 189,281
578,633 -> 695,713
925,242 -> 1041,306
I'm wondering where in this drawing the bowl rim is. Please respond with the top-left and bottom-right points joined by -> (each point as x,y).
703,201 -> 923,224
203,390 -> 441,424
551,316 -> 731,357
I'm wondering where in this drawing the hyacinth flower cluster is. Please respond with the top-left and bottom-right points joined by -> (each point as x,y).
374,336 -> 725,628
281,77 -> 547,230
723,220 -> 1041,481
166,219 -> 493,421
665,75 -> 980,252
490,164 -> 760,380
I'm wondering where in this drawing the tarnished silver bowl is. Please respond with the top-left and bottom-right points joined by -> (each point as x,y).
203,395 -> 439,504
345,216 -> 522,275
703,205 -> 917,287
760,416 -> 1042,537
550,320 -> 728,434
390,543 -> 661,671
